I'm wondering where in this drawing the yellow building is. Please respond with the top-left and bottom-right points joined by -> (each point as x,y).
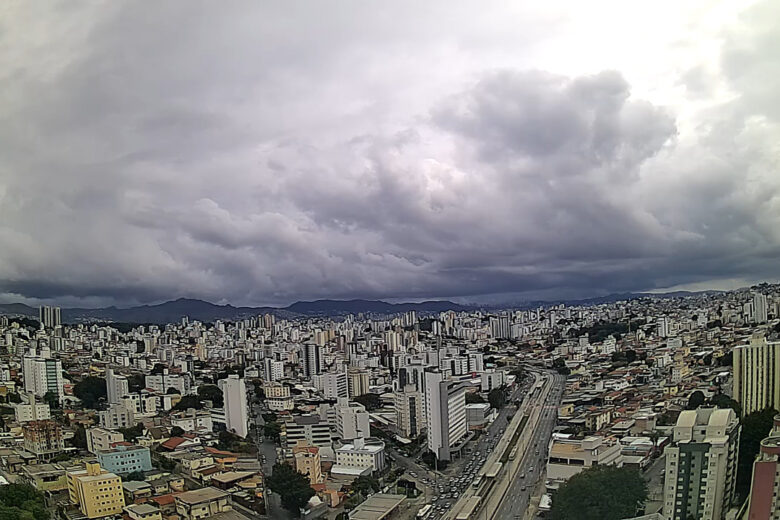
67,462 -> 125,519
293,441 -> 322,485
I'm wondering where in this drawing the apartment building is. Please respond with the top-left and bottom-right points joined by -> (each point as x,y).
67,462 -> 125,519
662,408 -> 740,520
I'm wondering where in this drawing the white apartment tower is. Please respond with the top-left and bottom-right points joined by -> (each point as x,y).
424,369 -> 466,462
334,397 -> 370,440
106,368 -> 129,404
219,374 -> 249,438
733,333 -> 780,417
662,408 -> 740,520
753,292 -> 769,324
23,354 -> 64,404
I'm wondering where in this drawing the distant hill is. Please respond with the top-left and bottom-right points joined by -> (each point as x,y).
0,289 -> 721,325
0,297 -> 469,324
286,299 -> 470,316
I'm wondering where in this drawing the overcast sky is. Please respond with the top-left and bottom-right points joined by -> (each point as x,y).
1,0 -> 779,307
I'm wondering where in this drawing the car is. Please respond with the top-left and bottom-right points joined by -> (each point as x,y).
521,486 -> 527,491
519,473 -> 525,479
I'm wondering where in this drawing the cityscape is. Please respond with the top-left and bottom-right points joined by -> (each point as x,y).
0,286 -> 779,520
2,2 -> 780,520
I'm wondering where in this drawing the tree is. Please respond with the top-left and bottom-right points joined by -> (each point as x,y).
625,349 -> 637,364
353,393 -> 381,411
0,483 -> 50,520
266,463 -> 315,513
709,393 -> 741,416
73,376 -> 107,409
172,395 -> 201,411
70,425 -> 88,450
552,358 -> 570,375
686,391 -> 706,410
166,387 -> 180,395
170,426 -> 185,437
352,475 -> 380,496
118,423 -> 145,442
263,421 -> 282,441
549,466 -> 647,520
737,407 -> 778,499
466,393 -> 485,404
125,471 -> 146,481
43,391 -> 60,409
197,384 -> 224,408
488,386 -> 507,410
7,393 -> 21,404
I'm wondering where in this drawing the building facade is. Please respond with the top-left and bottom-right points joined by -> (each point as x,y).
67,462 -> 126,519
733,334 -> 780,417
662,408 -> 740,520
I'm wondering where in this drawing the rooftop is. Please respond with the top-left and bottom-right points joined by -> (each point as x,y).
348,493 -> 406,520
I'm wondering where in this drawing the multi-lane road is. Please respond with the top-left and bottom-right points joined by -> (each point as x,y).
496,373 -> 566,519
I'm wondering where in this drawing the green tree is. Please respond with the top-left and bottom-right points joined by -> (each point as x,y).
73,376 -> 107,409
686,390 -> 706,410
353,393 -> 381,411
124,471 -> 146,481
266,463 -> 315,513
166,387 -> 180,395
549,466 -> 646,520
552,358 -> 570,375
7,393 -> 21,404
488,386 -> 507,410
43,391 -> 60,409
197,384 -> 224,407
70,425 -> 88,450
118,423 -> 145,442
466,393 -> 485,404
0,483 -> 50,520
172,395 -> 201,411
709,393 -> 741,416
263,421 -> 282,441
737,407 -> 778,498
352,475 -> 380,496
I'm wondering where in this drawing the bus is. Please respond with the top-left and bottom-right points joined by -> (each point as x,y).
417,504 -> 433,519
472,475 -> 484,488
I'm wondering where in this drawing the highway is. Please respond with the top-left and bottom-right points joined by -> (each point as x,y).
495,373 -> 566,519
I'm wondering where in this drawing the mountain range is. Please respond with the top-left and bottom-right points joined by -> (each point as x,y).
0,289 -> 724,324
0,297 -> 472,324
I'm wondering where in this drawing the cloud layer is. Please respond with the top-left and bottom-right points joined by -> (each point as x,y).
0,0 -> 778,306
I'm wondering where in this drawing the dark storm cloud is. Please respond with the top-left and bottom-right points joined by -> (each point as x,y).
0,1 -> 778,306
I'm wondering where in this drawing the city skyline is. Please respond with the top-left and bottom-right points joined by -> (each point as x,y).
2,1 -> 779,309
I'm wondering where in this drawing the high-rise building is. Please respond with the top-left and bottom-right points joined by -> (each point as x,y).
662,408 -> 740,520
38,306 -> 61,328
753,292 -> 769,324
106,368 -> 129,404
733,333 -> 780,417
264,358 -> 284,382
334,397 -> 370,440
303,344 -> 322,378
316,371 -> 348,399
219,374 -> 248,438
657,316 -> 670,338
424,369 -> 467,462
744,413 -> 780,519
23,355 -> 64,404
67,462 -> 125,519
347,368 -> 370,397
14,394 -> 51,423
394,385 -> 425,438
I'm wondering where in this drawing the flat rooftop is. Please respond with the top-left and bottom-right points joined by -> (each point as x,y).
348,493 -> 405,520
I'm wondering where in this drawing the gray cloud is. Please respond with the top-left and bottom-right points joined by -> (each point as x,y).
0,1 -> 778,307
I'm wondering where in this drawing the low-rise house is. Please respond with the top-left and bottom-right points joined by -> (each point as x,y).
174,487 -> 232,520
